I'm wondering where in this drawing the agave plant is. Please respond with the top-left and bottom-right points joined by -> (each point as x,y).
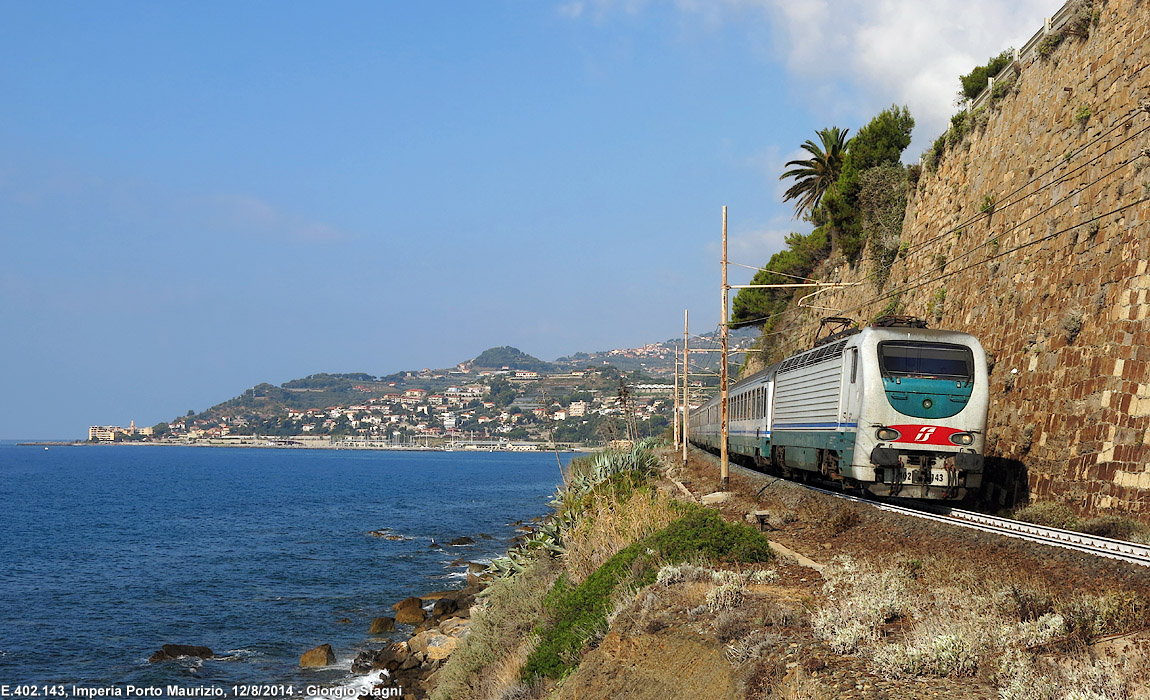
488,445 -> 661,580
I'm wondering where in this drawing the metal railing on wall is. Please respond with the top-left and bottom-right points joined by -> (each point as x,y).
965,0 -> 1080,114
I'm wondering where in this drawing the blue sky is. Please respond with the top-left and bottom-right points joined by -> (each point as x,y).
0,0 -> 1059,439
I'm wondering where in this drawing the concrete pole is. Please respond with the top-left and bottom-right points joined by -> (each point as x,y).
673,342 -> 680,447
682,309 -> 689,467
720,206 -> 730,490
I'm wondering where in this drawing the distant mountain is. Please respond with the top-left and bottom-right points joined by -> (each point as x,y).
469,346 -> 555,372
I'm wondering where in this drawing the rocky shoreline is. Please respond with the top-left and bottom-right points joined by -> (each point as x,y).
332,563 -> 489,699
322,524 -> 545,699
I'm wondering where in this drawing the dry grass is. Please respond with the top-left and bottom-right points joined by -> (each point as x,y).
995,650 -> 1150,700
430,558 -> 559,700
561,486 -> 681,583
807,555 -> 1150,694
475,637 -> 541,700
772,666 -> 834,700
810,556 -> 912,654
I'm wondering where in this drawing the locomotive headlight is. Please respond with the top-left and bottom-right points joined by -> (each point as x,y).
922,398 -> 934,410
949,432 -> 975,446
876,427 -> 900,441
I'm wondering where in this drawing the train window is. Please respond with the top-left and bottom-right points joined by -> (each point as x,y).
850,349 -> 858,383
879,342 -> 973,381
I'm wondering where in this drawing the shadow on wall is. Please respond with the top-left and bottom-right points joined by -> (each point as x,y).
981,456 -> 1030,510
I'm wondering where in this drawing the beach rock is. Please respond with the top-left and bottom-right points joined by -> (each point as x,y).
439,617 -> 471,638
431,597 -> 458,618
299,644 -> 335,667
368,529 -> 410,541
394,596 -> 427,625
447,536 -> 474,546
149,644 -> 214,662
394,596 -> 423,611
412,619 -> 436,635
466,562 -> 488,586
369,617 -> 396,634
397,606 -> 430,620
420,589 -> 455,601
425,635 -> 460,661
350,642 -> 405,674
407,630 -> 436,656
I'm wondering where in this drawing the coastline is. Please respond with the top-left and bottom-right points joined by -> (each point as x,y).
0,443 -> 567,693
18,439 -> 591,452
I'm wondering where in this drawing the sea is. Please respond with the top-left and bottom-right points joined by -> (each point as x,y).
0,443 -> 571,696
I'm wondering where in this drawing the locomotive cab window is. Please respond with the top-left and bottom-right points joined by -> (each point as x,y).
878,342 -> 974,381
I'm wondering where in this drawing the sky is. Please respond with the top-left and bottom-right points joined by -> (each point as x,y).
0,0 -> 1062,439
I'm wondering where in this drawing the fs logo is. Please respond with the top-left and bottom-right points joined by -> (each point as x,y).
888,425 -> 962,446
913,427 -> 937,442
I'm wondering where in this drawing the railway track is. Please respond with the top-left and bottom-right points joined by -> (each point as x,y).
801,483 -> 1150,568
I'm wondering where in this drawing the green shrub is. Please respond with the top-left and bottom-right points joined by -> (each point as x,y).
990,72 -> 1017,106
1056,590 -> 1148,642
924,134 -> 947,171
947,111 -> 969,148
1013,501 -> 1080,530
1079,514 -> 1149,540
1036,32 -> 1064,59
959,49 -> 1014,101
523,507 -> 774,680
731,228 -> 829,329
811,104 -> 914,263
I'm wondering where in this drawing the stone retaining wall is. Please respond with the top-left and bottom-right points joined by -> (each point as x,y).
756,0 -> 1150,517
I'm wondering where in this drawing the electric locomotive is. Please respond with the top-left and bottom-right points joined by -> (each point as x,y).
689,317 -> 988,500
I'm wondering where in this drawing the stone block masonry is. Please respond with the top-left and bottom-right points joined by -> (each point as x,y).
759,0 -> 1150,518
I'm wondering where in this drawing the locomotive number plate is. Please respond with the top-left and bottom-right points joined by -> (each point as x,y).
891,468 -> 948,485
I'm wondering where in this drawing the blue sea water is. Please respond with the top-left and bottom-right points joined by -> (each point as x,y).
0,445 -> 569,694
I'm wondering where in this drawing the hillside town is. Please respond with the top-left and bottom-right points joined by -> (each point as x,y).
86,348 -> 707,449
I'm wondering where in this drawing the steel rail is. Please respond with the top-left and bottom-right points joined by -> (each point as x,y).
799,484 -> 1150,568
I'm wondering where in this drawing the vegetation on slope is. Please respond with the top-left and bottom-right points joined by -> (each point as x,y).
523,507 -> 775,681
732,105 -> 915,333
431,443 -> 774,698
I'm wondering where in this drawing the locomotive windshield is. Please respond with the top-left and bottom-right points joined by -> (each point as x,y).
878,342 -> 973,381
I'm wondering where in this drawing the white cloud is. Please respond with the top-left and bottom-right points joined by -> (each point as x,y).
758,0 -> 1064,154
727,226 -> 790,265
704,226 -> 795,285
559,0 -> 1065,155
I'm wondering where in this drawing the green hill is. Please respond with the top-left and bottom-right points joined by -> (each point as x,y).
470,346 -> 555,372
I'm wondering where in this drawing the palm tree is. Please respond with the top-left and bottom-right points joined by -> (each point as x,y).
779,126 -> 850,218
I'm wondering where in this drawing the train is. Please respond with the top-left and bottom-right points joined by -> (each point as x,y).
689,317 -> 989,500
